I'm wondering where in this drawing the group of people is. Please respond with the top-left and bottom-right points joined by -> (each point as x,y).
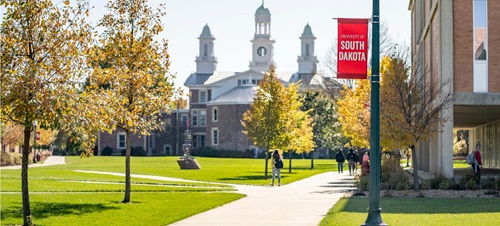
335,148 -> 369,176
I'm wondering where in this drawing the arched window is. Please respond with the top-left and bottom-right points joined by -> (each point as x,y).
203,44 -> 208,56
305,44 -> 310,57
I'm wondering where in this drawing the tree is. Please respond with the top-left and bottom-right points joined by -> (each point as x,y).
301,90 -> 343,150
337,79 -> 371,148
87,0 -> 179,203
242,66 -> 289,179
380,51 -> 454,191
1,1 -> 92,225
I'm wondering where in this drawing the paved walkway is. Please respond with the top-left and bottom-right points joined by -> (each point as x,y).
0,156 -> 66,170
171,172 -> 355,226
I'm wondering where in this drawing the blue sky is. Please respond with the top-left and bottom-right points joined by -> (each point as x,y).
2,0 -> 411,91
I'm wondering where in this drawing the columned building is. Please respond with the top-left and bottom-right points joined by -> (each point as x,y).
409,0 -> 500,176
98,3 -> 331,155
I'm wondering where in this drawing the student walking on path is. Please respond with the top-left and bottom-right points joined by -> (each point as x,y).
335,149 -> 345,173
271,149 -> 283,186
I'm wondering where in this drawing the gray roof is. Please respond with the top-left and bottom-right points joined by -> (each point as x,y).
200,24 -> 212,37
302,23 -> 314,37
256,4 -> 270,15
207,86 -> 258,105
184,71 -> 237,86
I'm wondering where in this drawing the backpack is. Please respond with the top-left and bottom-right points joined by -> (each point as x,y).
275,159 -> 284,169
466,151 -> 476,165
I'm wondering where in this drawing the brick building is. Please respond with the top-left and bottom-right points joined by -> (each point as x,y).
409,0 -> 500,176
98,3 -> 340,155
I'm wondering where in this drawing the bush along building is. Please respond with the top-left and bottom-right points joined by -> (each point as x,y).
98,3 -> 340,156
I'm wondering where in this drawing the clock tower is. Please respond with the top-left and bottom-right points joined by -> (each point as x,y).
249,3 -> 275,72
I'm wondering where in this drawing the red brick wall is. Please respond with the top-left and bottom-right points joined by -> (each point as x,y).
453,0 -> 474,93
207,104 -> 251,151
99,130 -> 145,155
489,0 -> 500,92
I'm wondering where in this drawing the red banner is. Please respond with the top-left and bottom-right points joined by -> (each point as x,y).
337,18 -> 369,79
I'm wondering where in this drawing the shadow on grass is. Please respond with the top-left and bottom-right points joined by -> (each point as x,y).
1,201 -> 120,221
341,197 -> 500,214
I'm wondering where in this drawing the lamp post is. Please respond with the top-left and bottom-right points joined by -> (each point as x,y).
32,120 -> 37,163
363,0 -> 386,225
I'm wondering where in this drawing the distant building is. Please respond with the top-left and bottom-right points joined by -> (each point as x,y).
98,3 -> 341,155
409,0 -> 500,176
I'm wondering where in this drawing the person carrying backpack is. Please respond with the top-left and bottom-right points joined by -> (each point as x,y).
271,149 -> 283,186
470,143 -> 483,183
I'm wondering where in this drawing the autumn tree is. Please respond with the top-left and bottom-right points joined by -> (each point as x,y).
87,0 -> 179,203
1,1 -> 92,224
242,66 -> 310,179
380,51 -> 453,191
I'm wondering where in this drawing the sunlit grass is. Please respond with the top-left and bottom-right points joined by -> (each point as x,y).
320,197 -> 500,226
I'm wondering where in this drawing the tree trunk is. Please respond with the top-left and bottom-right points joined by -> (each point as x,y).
123,130 -> 131,203
310,150 -> 314,169
22,125 -> 33,226
411,145 -> 419,191
288,150 -> 292,173
264,147 -> 269,180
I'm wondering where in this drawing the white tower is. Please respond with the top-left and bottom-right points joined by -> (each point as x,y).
196,24 -> 217,74
297,23 -> 318,74
249,3 -> 275,72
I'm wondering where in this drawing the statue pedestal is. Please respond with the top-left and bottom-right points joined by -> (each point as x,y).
177,158 -> 201,170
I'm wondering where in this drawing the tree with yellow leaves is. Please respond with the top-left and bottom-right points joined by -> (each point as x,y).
85,0 -> 180,203
1,1 -> 92,224
380,51 -> 453,191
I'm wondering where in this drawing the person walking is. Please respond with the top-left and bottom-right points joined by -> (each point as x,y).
472,143 -> 483,183
335,149 -> 345,174
271,149 -> 283,186
346,148 -> 357,176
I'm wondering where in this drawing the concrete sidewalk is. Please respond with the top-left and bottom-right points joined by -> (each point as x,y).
170,172 -> 355,226
0,156 -> 66,170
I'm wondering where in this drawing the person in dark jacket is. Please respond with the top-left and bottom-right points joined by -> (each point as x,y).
346,148 -> 357,175
335,149 -> 346,174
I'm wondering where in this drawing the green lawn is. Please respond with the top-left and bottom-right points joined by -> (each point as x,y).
1,193 -> 243,226
0,156 -> 334,225
320,197 -> 500,226
401,159 -> 471,169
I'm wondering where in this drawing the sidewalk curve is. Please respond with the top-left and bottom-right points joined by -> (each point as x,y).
0,156 -> 66,170
170,172 -> 355,226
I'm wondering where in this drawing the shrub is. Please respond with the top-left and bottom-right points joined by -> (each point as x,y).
496,177 -> 500,190
120,146 -> 147,156
460,170 -> 479,190
481,177 -> 496,190
191,146 -> 250,158
419,179 -> 431,190
1,151 -> 30,166
429,173 -> 448,189
101,146 -> 114,156
355,174 -> 369,191
381,156 -> 409,190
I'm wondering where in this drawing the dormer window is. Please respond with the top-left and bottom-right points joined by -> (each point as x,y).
200,91 -> 206,103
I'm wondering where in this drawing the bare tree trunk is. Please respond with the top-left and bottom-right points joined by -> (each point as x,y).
22,126 -> 33,226
288,150 -> 292,173
411,145 -> 419,191
310,150 -> 314,169
264,148 -> 269,180
123,130 -> 131,203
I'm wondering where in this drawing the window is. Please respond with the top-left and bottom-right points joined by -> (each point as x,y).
117,132 -> 126,149
474,0 -> 487,61
305,43 -> 310,56
212,107 -> 218,122
212,128 -> 218,146
191,110 -> 198,127
164,145 -> 171,155
181,115 -> 188,127
199,110 -> 206,126
200,91 -> 206,103
200,135 -> 205,147
203,44 -> 208,57
192,135 -> 198,148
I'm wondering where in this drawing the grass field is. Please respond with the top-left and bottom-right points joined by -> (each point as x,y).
0,156 -> 334,225
320,197 -> 500,226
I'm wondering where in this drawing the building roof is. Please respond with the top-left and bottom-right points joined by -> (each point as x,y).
301,23 -> 314,37
207,86 -> 258,105
200,24 -> 212,37
256,4 -> 270,15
